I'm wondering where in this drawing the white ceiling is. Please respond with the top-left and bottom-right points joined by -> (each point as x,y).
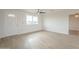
21,9 -> 79,15
1,9 -> 79,15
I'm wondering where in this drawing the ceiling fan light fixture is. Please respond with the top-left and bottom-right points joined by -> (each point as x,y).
75,15 -> 79,18
74,13 -> 79,18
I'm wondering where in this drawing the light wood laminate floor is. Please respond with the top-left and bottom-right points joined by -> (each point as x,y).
0,31 -> 79,49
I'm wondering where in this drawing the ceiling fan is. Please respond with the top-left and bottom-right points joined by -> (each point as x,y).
36,9 -> 46,15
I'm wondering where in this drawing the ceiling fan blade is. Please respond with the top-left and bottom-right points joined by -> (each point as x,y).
40,12 -> 46,14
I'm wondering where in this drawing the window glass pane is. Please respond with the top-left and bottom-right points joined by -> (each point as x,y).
27,16 -> 32,21
33,16 -> 38,24
33,16 -> 38,21
26,15 -> 32,24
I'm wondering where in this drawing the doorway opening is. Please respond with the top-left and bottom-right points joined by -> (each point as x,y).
69,13 -> 79,35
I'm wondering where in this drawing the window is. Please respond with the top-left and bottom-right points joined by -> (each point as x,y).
26,15 -> 32,24
26,15 -> 38,25
33,16 -> 38,24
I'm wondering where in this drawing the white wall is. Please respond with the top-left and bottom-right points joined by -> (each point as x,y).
0,10 -> 43,38
69,15 -> 79,31
1,9 -> 77,38
43,12 -> 69,34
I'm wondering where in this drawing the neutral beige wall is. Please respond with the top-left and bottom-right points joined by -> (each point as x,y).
0,10 -> 43,38
69,15 -> 79,31
43,13 -> 69,34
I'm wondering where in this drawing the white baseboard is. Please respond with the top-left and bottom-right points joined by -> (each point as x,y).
0,29 -> 43,39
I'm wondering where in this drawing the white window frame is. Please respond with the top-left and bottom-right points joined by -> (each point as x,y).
26,15 -> 38,25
